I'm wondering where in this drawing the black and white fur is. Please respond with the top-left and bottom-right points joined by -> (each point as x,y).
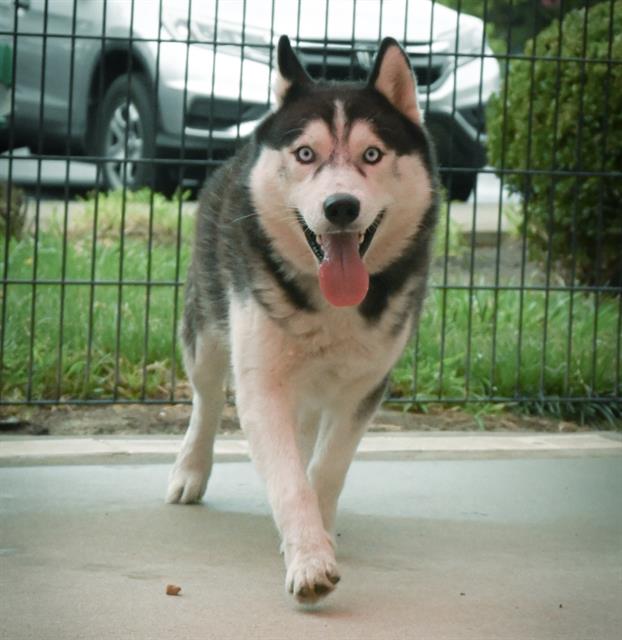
167,36 -> 439,605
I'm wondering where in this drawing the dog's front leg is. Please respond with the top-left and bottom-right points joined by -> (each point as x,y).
308,379 -> 386,536
231,303 -> 340,605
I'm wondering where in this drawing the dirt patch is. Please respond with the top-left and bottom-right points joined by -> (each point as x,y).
0,404 -> 231,436
374,407 -> 595,432
0,403 -> 594,437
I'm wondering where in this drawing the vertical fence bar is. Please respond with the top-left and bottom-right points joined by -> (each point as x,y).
112,0 -> 137,401
617,279 -> 622,400
444,0 -> 465,400
435,0 -> 451,402
56,0 -> 80,401
0,1 -> 20,401
616,0 -> 622,403
418,0 -> 438,407
402,0 -> 420,403
295,0 -> 302,55
168,0 -> 194,402
461,0 -> 484,402
234,0 -> 248,144
349,0 -> 358,81
266,0 -> 276,107
378,0 -> 384,46
590,0 -> 615,417
26,0 -> 50,401
562,3 -> 575,401
462,0 -> 490,403
564,3 -> 589,420
514,0 -> 540,408
321,0 -> 329,79
84,0 -> 108,398
205,0 -> 221,173
424,0 -> 436,118
539,0 -> 565,411
491,0 -> 515,409
141,0 -> 165,401
472,0 -> 489,402
577,5 -> 594,415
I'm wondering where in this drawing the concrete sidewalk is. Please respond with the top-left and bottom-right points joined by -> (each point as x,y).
1,433 -> 621,639
2,431 -> 622,465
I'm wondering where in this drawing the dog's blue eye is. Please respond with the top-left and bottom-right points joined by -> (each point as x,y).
363,147 -> 383,164
294,146 -> 316,164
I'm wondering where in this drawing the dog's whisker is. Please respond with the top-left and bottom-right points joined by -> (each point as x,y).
229,211 -> 302,228
230,212 -> 261,224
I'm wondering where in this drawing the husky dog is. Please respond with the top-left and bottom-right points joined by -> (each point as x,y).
167,35 -> 438,604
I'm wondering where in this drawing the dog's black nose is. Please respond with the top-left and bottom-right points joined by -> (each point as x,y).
323,193 -> 360,228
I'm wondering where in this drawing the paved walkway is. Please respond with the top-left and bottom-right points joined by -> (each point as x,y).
2,431 -> 621,464
1,432 -> 621,639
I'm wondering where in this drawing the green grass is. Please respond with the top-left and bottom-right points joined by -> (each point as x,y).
392,286 -> 621,423
1,189 -> 193,401
1,190 -> 620,423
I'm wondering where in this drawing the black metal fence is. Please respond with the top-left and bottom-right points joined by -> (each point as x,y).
0,0 -> 620,421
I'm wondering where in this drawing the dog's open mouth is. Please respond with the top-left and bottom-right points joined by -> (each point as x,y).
297,211 -> 384,263
297,211 -> 385,308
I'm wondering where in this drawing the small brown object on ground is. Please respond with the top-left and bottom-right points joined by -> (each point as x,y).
166,584 -> 182,596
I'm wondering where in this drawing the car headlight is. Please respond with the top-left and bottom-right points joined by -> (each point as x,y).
162,13 -> 271,64
440,17 -> 487,68
202,24 -> 272,64
161,13 -> 198,42
457,21 -> 486,66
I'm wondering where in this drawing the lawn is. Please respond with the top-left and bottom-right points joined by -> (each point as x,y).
1,190 -> 620,423
1,190 -> 193,402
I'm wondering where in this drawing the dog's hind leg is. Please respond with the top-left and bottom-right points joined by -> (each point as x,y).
166,329 -> 229,504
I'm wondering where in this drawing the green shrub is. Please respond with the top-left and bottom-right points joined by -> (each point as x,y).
487,1 -> 622,287
438,1 -> 600,54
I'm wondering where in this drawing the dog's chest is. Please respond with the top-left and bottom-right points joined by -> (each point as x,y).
273,304 -> 410,392
231,291 -> 412,405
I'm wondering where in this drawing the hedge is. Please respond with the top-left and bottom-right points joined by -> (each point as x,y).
486,1 -> 622,288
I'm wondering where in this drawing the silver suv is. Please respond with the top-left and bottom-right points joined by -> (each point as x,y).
0,0 -> 499,200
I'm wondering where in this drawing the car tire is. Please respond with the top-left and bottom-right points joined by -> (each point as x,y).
93,73 -> 170,193
446,172 -> 476,202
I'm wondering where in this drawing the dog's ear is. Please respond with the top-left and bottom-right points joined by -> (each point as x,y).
273,35 -> 311,105
368,37 -> 421,124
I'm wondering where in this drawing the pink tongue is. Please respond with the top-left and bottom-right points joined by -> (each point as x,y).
318,233 -> 369,307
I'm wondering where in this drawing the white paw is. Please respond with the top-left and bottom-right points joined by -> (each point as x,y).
285,544 -> 341,604
166,456 -> 210,504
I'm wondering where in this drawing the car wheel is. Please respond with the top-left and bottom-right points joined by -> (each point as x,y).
94,73 -> 162,191
446,172 -> 476,202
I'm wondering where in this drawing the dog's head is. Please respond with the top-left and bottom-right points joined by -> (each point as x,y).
251,35 -> 436,308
